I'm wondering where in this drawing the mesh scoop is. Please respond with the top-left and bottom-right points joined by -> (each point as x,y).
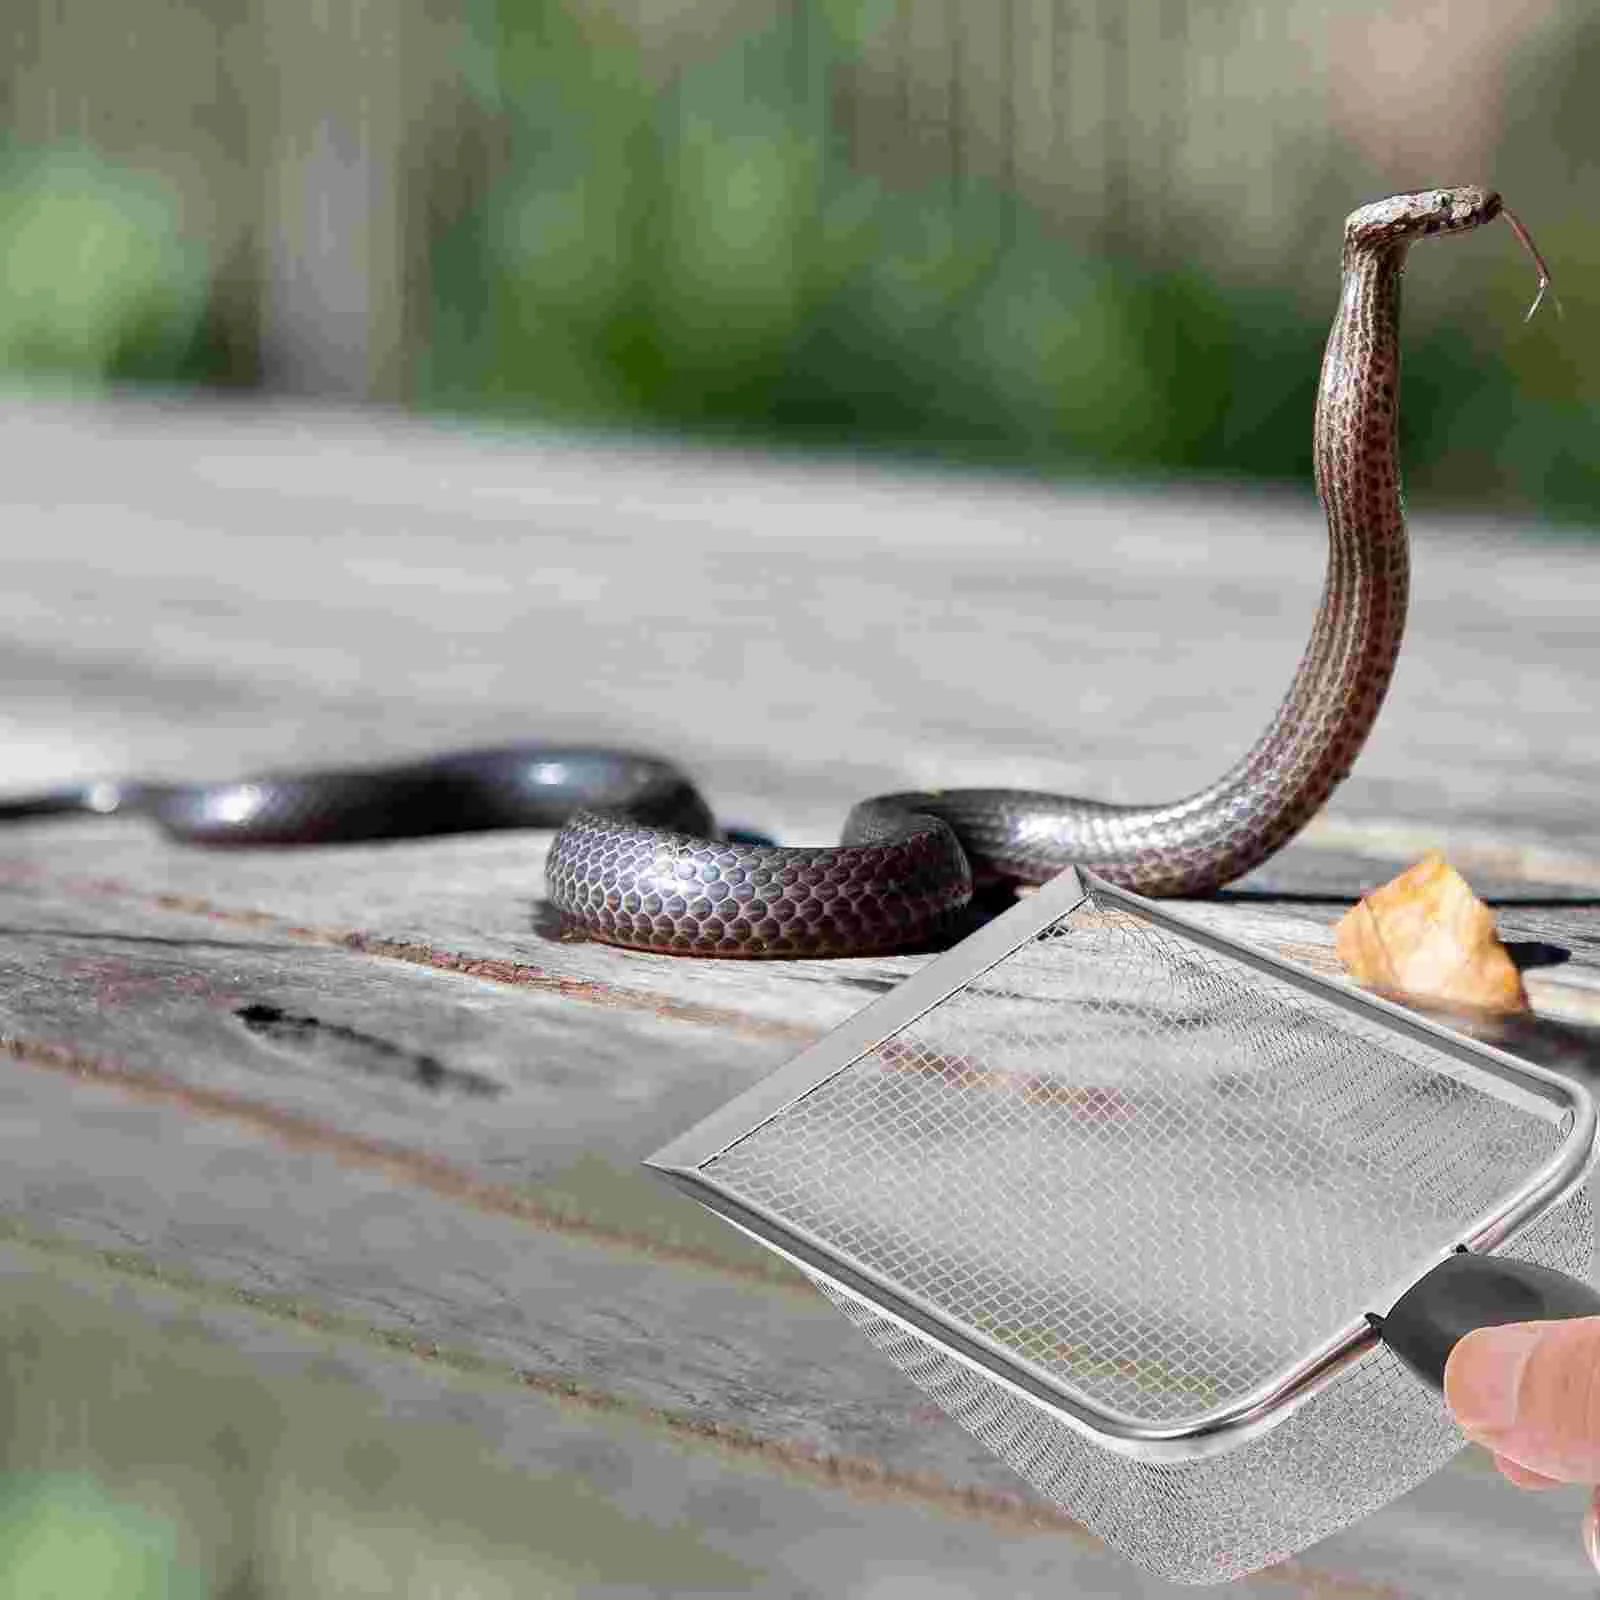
646,867 -> 1597,1585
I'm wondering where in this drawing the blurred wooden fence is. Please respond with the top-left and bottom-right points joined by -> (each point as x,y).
0,0 -> 1582,403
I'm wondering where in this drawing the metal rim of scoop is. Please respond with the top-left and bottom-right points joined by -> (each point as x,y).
645,865 -> 1598,1465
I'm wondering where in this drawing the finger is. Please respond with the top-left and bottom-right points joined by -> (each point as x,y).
1446,1318 -> 1600,1483
1492,1452 -> 1565,1490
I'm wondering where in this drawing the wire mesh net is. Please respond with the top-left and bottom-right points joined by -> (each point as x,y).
690,888 -> 1594,1583
811,1188 -> 1590,1584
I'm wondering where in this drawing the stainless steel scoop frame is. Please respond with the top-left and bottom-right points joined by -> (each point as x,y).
646,866 -> 1596,1467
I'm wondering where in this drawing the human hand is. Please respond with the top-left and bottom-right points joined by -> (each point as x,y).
1444,1316 -> 1600,1571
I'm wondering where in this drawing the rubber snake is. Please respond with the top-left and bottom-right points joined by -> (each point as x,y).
1,189 -> 1553,958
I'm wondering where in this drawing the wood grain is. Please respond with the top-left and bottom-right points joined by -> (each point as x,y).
1,392 -> 1598,1596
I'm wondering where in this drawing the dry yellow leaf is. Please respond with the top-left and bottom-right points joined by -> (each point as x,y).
1334,851 -> 1528,1014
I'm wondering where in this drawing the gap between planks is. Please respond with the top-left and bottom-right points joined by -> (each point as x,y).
0,858 -> 818,1045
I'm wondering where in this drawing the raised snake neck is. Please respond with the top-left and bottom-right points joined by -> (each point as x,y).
2,190 -> 1541,959
548,187 -> 1517,954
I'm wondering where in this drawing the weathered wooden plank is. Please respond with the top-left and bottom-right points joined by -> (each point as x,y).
5,806 -> 1598,1039
3,395 -> 1600,1594
950,4 -> 1012,189
1,1001 -> 1593,1600
0,862 -> 814,1272
0,1243 -> 1117,1600
3,816 -> 1599,1589
0,1013 -> 1004,1489
23,1229 -> 1587,1600
3,395 -> 1597,867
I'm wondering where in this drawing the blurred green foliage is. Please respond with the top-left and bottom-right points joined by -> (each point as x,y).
0,1257 -> 764,1599
0,142 -> 221,390
0,4 -> 1593,519
419,0 -> 1598,518
421,2 -> 1317,491
0,1474 -> 208,1600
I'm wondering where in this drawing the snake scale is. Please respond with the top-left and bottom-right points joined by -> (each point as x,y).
2,189 -> 1551,959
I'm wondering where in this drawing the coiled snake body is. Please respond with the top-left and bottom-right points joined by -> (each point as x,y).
4,189 -> 1547,958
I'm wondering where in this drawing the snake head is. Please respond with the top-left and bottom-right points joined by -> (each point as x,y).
1344,187 -> 1503,254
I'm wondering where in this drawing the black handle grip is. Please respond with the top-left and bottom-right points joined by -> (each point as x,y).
1376,1251 -> 1600,1390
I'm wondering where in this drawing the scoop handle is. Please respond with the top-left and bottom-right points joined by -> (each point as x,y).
1374,1251 -> 1600,1390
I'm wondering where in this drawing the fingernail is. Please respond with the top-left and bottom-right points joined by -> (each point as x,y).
1448,1322 -> 1545,1434
1584,1492 -> 1600,1575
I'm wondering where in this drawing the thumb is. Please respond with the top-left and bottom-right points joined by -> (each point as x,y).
1445,1316 -> 1600,1483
